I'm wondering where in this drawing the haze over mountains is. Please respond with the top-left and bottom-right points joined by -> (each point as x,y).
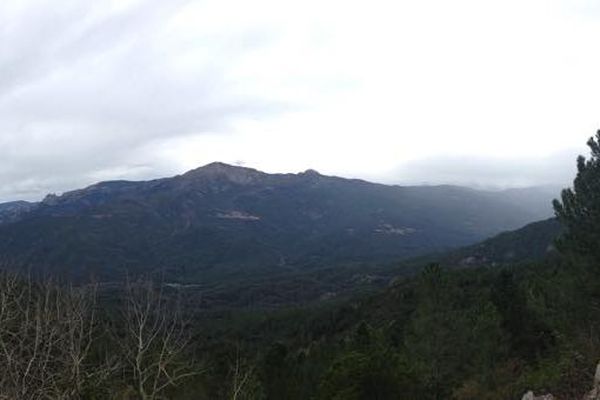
0,162 -> 558,283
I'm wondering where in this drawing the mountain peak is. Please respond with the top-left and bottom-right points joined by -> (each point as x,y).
198,161 -> 238,170
182,162 -> 265,185
301,169 -> 321,177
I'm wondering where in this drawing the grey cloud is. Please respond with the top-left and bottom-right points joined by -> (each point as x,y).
1,0 -> 591,203
387,150 -> 581,189
0,1 -> 282,202
0,0 -> 185,94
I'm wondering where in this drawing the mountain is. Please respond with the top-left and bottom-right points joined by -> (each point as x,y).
0,162 -> 557,282
490,185 -> 561,221
0,201 -> 38,225
437,218 -> 563,267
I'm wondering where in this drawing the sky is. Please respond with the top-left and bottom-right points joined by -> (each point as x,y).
1,0 -> 599,201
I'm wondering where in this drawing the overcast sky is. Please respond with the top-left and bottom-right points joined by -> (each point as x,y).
1,0 -> 599,201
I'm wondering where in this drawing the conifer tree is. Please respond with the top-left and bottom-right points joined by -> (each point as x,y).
553,130 -> 600,263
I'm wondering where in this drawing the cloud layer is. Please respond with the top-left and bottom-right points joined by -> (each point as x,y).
0,0 -> 286,200
0,0 -> 598,201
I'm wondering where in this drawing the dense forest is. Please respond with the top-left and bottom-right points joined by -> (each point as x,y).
2,131 -> 600,399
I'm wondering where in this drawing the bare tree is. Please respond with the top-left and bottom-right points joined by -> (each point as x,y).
0,273 -> 103,400
0,273 -> 198,399
228,350 -> 261,400
60,284 -> 119,398
118,279 -> 197,400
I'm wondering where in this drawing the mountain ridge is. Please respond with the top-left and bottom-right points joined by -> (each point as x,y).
0,162 -> 558,283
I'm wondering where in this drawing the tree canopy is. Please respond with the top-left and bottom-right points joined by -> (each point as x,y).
553,130 -> 600,263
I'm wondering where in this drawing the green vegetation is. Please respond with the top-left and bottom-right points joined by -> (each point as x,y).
174,131 -> 600,398
438,218 -> 562,268
1,133 -> 600,399
554,130 -> 600,265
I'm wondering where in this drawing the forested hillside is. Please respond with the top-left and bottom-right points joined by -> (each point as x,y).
0,163 -> 553,283
184,131 -> 600,399
1,0 -> 596,398
1,133 -> 599,399
439,218 -> 563,267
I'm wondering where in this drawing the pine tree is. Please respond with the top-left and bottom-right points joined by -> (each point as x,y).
553,130 -> 600,263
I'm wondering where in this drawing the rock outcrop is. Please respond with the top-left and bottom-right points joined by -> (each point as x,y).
521,390 -> 554,400
522,362 -> 600,400
583,363 -> 600,400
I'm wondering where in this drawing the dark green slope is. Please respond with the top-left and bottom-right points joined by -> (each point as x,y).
0,163 -> 556,282
435,218 -> 563,267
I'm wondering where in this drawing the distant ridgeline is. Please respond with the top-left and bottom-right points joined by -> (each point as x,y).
0,162 -> 558,283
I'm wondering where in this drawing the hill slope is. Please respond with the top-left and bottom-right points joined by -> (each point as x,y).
435,218 -> 563,267
0,201 -> 38,224
0,163 -> 557,282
